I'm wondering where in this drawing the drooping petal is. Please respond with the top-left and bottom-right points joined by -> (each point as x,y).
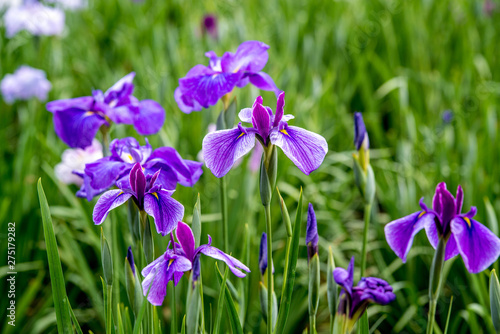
93,189 -> 132,225
269,124 -> 328,175
144,190 -> 184,236
46,96 -> 95,113
105,104 -> 137,125
238,108 -> 253,123
176,222 -> 196,262
333,256 -> 354,296
141,255 -> 168,306
248,72 -> 281,96
356,277 -> 396,305
133,100 -> 166,135
179,70 -> 242,109
384,211 -> 435,262
432,182 -> 456,232
451,217 -> 500,273
202,124 -> 256,178
84,157 -> 130,191
52,108 -> 108,148
196,240 -> 250,277
174,87 -> 203,114
424,219 -> 459,261
221,41 -> 270,73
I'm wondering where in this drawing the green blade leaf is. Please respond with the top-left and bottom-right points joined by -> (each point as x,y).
192,194 -> 202,248
490,270 -> 500,332
37,178 -> 73,334
213,264 -> 229,334
215,264 -> 244,334
274,188 -> 303,334
356,313 -> 369,334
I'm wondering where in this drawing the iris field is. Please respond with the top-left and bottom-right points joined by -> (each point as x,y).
1,0 -> 500,333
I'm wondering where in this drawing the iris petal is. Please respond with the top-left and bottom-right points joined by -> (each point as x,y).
143,190 -> 184,236
93,189 -> 132,225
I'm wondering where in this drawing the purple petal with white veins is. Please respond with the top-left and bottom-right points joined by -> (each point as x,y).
202,124 -> 256,178
174,87 -> 203,114
52,108 -> 108,148
424,218 -> 459,260
141,255 -> 168,306
176,222 -> 196,262
221,41 -> 270,73
196,243 -> 250,277
333,257 -> 354,296
93,190 -> 132,225
46,96 -> 95,113
134,100 -> 165,135
384,211 -> 435,262
451,217 -> 500,273
85,157 -> 130,191
105,104 -> 137,124
270,124 -> 328,175
238,108 -> 253,123
144,190 -> 184,236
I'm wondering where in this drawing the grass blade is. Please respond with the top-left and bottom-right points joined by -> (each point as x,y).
215,264 -> 244,334
274,188 -> 303,334
37,178 -> 73,334
213,264 -> 229,334
490,270 -> 500,332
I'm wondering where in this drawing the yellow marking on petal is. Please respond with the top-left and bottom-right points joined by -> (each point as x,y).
117,192 -> 124,196
464,217 -> 471,228
84,111 -> 95,116
418,211 -> 426,219
237,132 -> 245,139
280,129 -> 289,136
152,192 -> 159,200
169,259 -> 174,265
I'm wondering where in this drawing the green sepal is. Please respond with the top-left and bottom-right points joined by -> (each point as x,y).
100,228 -> 113,286
192,193 -> 202,248
308,254 -> 320,318
352,156 -> 375,204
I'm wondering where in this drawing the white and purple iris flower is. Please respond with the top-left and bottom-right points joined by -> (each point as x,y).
76,137 -> 202,201
54,139 -> 103,186
141,221 -> 250,306
385,182 -> 500,273
334,257 -> 395,330
93,163 -> 184,237
1,66 -> 52,104
46,72 -> 165,149
4,2 -> 65,38
202,92 -> 328,177
174,41 -> 281,114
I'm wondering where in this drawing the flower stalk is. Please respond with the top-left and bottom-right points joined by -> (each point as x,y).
426,237 -> 446,334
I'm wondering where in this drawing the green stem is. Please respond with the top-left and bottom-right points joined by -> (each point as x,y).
220,177 -> 229,252
106,284 -> 113,334
265,204 -> 273,334
330,316 -> 334,334
360,203 -> 372,277
171,284 -> 177,334
426,238 -> 446,334
310,315 -> 317,334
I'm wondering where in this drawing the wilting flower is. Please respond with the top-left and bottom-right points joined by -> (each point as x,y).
142,221 -> 250,305
174,41 -> 281,113
306,203 -> 319,260
55,139 -> 103,186
334,257 -> 395,332
93,163 -> 184,236
47,72 -> 165,148
76,137 -> 202,201
1,66 -> 52,104
203,92 -> 328,177
201,14 -> 217,39
385,182 -> 500,273
4,2 -> 65,38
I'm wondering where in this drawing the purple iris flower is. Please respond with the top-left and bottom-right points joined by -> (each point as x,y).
202,92 -> 328,177
141,221 -> 250,306
385,182 -> 500,273
201,14 -> 217,40
47,72 -> 165,148
1,66 -> 52,104
354,112 -> 369,151
306,203 -> 319,260
93,163 -> 184,236
334,257 -> 395,326
76,137 -> 203,201
4,2 -> 65,38
174,41 -> 281,114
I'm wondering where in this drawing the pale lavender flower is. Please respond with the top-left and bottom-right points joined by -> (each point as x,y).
1,66 -> 52,103
54,139 -> 103,186
4,2 -> 65,38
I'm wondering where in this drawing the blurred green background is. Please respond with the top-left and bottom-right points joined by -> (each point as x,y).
1,0 -> 499,333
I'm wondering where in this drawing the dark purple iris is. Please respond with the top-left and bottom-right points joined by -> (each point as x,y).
174,41 -> 281,114
75,137 -> 203,201
47,72 -> 165,148
385,182 -> 500,273
201,14 -> 217,39
334,257 -> 395,325
306,203 -> 319,260
353,112 -> 369,151
93,163 -> 184,237
202,93 -> 328,177
141,222 -> 250,306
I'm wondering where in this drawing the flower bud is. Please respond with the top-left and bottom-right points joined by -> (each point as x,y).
259,232 -> 274,281
100,228 -> 113,286
306,203 -> 319,260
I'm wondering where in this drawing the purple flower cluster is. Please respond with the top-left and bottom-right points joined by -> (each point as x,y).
76,137 -> 202,201
203,92 -> 328,177
4,2 -> 65,38
385,182 -> 500,273
175,41 -> 281,113
47,72 -> 165,149
1,66 -> 52,104
141,222 -> 250,305
334,257 -> 395,324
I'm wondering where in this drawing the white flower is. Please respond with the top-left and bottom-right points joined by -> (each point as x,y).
4,3 -> 65,38
55,139 -> 103,186
1,66 -> 52,104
